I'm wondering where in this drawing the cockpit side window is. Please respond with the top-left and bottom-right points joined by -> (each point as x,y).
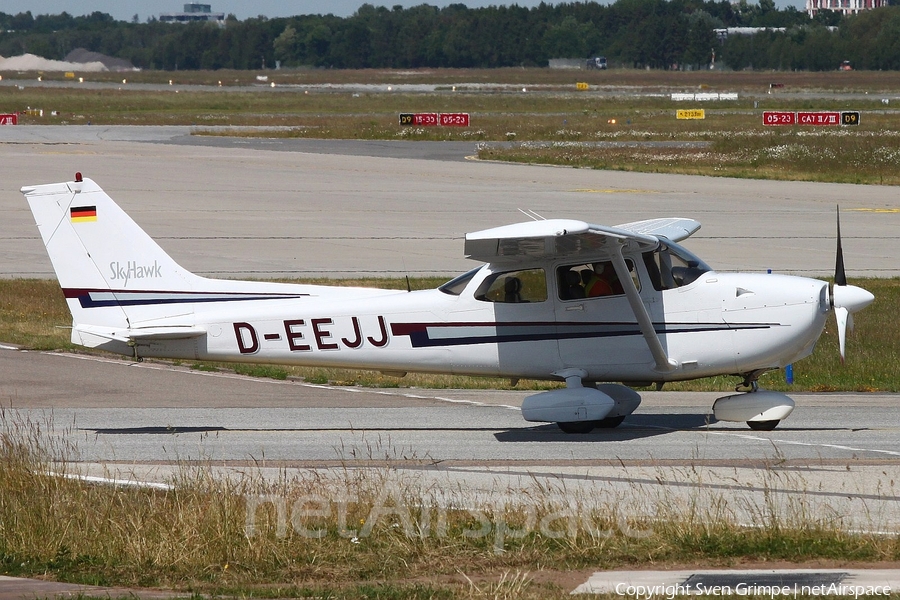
475,268 -> 547,303
642,240 -> 710,291
556,260 -> 638,300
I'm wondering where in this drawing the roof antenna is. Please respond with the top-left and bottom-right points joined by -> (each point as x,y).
517,208 -> 546,221
401,258 -> 411,292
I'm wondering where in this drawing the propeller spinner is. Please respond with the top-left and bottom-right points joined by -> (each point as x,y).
829,208 -> 874,361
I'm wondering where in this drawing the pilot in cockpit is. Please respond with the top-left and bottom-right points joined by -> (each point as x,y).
583,262 -> 622,297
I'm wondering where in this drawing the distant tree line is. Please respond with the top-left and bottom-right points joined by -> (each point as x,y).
724,7 -> 900,70
0,2 -> 898,71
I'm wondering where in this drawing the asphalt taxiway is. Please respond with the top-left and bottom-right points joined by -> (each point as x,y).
5,348 -> 900,465
3,346 -> 900,536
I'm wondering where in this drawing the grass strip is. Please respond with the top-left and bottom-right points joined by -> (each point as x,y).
7,69 -> 900,185
0,277 -> 896,392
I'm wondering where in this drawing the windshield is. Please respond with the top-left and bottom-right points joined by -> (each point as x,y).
643,240 -> 711,291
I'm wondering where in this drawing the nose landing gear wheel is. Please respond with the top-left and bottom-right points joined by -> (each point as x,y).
747,420 -> 779,431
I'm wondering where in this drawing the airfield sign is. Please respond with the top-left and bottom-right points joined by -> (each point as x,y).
399,113 -> 438,126
797,111 -> 840,125
400,112 -> 469,127
763,111 -> 796,126
676,109 -> 705,120
764,111 -> 860,126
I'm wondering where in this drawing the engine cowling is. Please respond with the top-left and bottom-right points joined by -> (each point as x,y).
521,387 -> 614,423
712,390 -> 795,423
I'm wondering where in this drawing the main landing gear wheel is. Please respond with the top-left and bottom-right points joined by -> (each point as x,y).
747,420 -> 780,431
557,415 -> 626,433
557,421 -> 596,434
594,415 -> 626,429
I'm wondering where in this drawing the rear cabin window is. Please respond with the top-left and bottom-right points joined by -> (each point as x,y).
475,268 -> 547,303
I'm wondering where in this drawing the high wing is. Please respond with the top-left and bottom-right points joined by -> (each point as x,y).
463,217 -> 699,264
465,219 -> 657,263
615,217 -> 701,243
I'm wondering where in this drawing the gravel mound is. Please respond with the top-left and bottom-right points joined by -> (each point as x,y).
0,53 -> 108,72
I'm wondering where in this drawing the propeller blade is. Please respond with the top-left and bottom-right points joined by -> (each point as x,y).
835,206 -> 847,287
835,305 -> 849,363
828,207 -> 873,361
829,280 -> 873,363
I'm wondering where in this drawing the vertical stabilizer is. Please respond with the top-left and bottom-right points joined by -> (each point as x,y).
22,175 -> 206,341
23,175 -> 396,353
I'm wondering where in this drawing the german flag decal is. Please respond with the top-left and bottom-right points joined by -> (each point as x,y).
70,206 -> 97,223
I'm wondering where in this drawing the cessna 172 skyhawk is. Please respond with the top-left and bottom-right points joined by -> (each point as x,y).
23,174 -> 874,433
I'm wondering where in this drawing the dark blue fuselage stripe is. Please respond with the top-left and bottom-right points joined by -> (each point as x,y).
403,323 -> 772,348
72,292 -> 308,309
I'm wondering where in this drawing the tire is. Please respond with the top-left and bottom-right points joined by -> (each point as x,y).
593,415 -> 626,429
557,421 -> 596,434
747,420 -> 779,431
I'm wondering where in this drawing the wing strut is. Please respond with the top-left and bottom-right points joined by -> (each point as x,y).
611,244 -> 678,373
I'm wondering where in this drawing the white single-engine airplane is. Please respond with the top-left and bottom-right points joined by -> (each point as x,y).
23,174 -> 874,433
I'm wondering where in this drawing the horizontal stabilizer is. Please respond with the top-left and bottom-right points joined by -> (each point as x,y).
74,324 -> 206,344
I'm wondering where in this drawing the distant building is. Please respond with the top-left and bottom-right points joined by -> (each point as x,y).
160,3 -> 225,24
806,0 -> 887,17
714,27 -> 787,40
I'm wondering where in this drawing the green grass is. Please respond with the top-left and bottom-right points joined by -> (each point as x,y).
0,277 -> 895,392
233,364 -> 289,380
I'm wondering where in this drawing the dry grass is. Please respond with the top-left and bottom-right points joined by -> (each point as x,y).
478,121 -> 900,185
1,411 -> 898,596
0,279 -> 73,350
